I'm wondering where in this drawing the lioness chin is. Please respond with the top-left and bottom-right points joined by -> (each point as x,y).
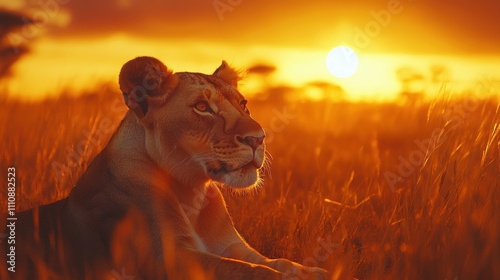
2,57 -> 329,280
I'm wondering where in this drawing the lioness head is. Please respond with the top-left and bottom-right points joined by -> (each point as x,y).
118,57 -> 266,189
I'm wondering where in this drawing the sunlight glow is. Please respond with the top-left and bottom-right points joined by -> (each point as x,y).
5,36 -> 498,101
326,46 -> 359,78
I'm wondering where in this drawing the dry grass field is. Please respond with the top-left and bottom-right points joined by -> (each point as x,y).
0,83 -> 499,279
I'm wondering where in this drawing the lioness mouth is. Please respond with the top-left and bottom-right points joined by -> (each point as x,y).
208,162 -> 256,181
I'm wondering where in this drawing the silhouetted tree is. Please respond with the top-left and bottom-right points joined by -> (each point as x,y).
306,81 -> 345,101
0,10 -> 34,79
430,64 -> 450,85
396,66 -> 425,104
247,63 -> 276,89
247,63 -> 276,77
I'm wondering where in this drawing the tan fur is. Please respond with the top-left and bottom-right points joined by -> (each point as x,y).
2,57 -> 329,279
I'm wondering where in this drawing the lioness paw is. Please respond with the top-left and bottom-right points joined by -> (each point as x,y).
265,258 -> 330,280
283,266 -> 330,280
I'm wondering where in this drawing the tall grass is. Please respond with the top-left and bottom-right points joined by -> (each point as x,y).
1,84 -> 499,279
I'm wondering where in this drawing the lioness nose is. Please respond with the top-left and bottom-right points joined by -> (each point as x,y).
237,135 -> 264,150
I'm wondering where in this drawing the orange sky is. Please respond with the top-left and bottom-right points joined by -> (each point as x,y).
2,0 -> 500,100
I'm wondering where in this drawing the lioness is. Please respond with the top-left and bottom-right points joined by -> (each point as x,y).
2,57 -> 329,279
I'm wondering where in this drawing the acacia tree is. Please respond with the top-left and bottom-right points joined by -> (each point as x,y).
0,10 -> 34,79
396,66 -> 425,104
247,63 -> 276,89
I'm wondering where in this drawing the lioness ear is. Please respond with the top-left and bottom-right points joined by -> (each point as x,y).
213,60 -> 240,88
119,56 -> 178,118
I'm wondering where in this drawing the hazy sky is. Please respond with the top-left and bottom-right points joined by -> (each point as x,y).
46,0 -> 500,54
2,0 -> 499,99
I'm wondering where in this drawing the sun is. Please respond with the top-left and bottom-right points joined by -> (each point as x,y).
326,46 -> 359,78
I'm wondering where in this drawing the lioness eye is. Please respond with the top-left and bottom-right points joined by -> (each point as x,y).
194,101 -> 210,112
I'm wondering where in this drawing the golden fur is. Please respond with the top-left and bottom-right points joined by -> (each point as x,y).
2,57 -> 329,279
